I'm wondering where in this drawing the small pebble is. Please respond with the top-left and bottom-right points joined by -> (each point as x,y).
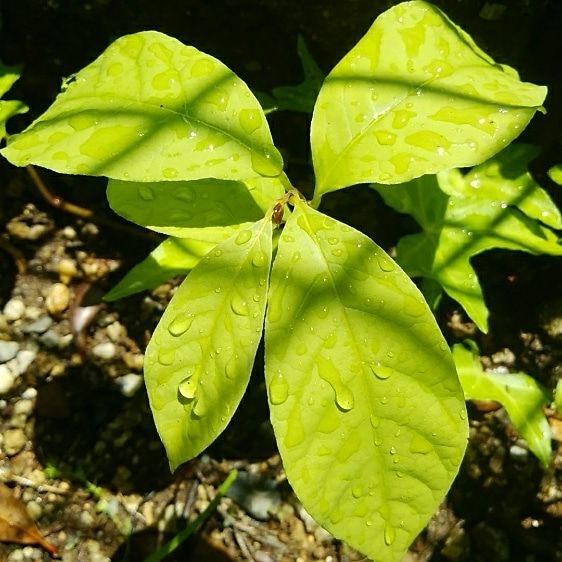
92,342 -> 117,360
106,321 -> 126,342
23,306 -> 42,320
14,349 -> 37,375
26,500 -> 43,520
58,258 -> 78,284
46,283 -> 71,314
123,352 -> 144,371
21,387 -> 37,400
40,329 -> 63,349
0,365 -> 16,394
79,510 -> 95,528
62,226 -> 77,240
13,399 -> 33,416
116,373 -> 143,397
3,298 -> 25,321
4,428 -> 27,455
0,340 -> 20,363
22,315 -> 53,334
509,445 -> 529,460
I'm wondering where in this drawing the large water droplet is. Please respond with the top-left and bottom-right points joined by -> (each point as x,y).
168,314 -> 194,337
231,295 -> 249,316
376,254 -> 395,272
352,485 -> 362,499
158,348 -> 175,366
193,395 -> 208,416
317,356 -> 354,411
252,252 -> 266,267
235,230 -> 252,245
269,372 -> 289,405
370,414 -> 380,428
384,522 -> 396,546
191,59 -> 214,77
250,145 -> 283,177
139,185 -> 155,201
178,375 -> 197,399
370,362 -> 393,380
239,108 -> 263,134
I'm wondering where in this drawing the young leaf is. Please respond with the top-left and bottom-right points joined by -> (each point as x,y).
256,36 -> 324,114
453,343 -> 551,465
106,177 -> 283,238
145,219 -> 272,470
265,201 -> 467,562
0,61 -> 28,141
104,236 -> 219,301
310,0 -> 546,202
375,144 -> 562,332
1,31 -> 283,182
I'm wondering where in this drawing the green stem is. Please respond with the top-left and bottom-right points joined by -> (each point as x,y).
143,469 -> 237,562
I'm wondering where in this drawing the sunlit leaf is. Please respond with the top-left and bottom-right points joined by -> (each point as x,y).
375,144 -> 562,332
311,0 -> 546,202
265,200 -> 467,562
1,31 -> 283,182
453,342 -> 551,465
104,236 -> 219,301
0,61 -> 28,141
145,219 -> 272,470
106,176 -> 283,238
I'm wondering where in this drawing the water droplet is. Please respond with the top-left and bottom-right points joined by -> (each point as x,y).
193,395 -> 208,416
235,230 -> 252,245
162,167 -> 178,179
374,432 -> 383,446
380,396 -> 388,405
296,342 -> 307,356
370,414 -> 380,428
460,409 -> 467,420
250,145 -> 283,177
327,237 -> 339,245
375,130 -> 397,145
291,251 -> 301,263
213,249 -> 223,258
158,348 -> 175,366
178,375 -> 197,399
139,185 -> 155,201
252,252 -> 266,267
352,485 -> 362,499
168,314 -> 194,337
324,332 -> 337,349
214,287 -> 222,293
239,108 -> 263,134
231,295 -> 249,316
376,255 -> 395,272
390,446 -> 397,455
370,362 -> 393,380
225,358 -> 237,379
69,114 -> 98,131
317,306 -> 329,319
331,249 -> 343,257
384,522 -> 396,546
269,372 -> 289,405
317,356 -> 354,411
439,341 -> 448,352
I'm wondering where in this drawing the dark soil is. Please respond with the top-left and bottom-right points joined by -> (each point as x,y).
0,1 -> 561,561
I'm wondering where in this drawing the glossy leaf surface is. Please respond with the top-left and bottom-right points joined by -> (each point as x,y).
375,144 -> 562,332
145,219 -> 272,469
1,31 -> 283,182
311,0 -> 546,201
0,61 -> 27,141
453,343 -> 551,465
106,177 -> 283,238
265,201 -> 467,562
104,236 -> 219,301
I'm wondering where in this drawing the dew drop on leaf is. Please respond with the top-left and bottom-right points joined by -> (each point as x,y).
370,362 -> 392,380
158,348 -> 175,366
269,372 -> 289,405
369,414 -> 380,428
376,254 -> 395,272
230,295 -> 249,316
193,395 -> 208,416
168,314 -> 193,337
139,185 -> 155,201
250,145 -> 283,177
235,230 -> 252,245
384,522 -> 396,546
238,108 -> 262,134
178,375 -> 197,399
252,252 -> 266,267
352,485 -> 362,499
317,356 -> 355,411
409,434 -> 432,455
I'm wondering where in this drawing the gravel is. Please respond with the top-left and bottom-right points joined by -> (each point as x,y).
0,341 -> 20,363
3,298 -> 26,322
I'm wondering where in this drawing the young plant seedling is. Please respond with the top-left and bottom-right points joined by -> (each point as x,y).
1,2 -> 547,560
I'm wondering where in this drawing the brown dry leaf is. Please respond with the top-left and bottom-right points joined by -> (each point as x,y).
0,482 -> 57,555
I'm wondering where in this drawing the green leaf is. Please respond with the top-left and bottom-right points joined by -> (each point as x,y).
311,0 -> 546,202
554,379 -> 562,417
1,31 -> 283,181
104,236 -> 219,301
264,36 -> 324,114
106,176 -> 284,238
375,144 -> 562,332
265,200 -> 467,562
0,61 -> 28,141
145,219 -> 272,470
453,342 -> 551,466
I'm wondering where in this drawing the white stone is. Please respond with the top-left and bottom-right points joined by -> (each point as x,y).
3,298 -> 25,321
0,365 -> 16,394
92,342 -> 117,360
116,373 -> 143,397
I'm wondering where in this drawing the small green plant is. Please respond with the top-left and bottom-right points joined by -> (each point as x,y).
0,60 -> 27,140
0,2 -> 550,560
